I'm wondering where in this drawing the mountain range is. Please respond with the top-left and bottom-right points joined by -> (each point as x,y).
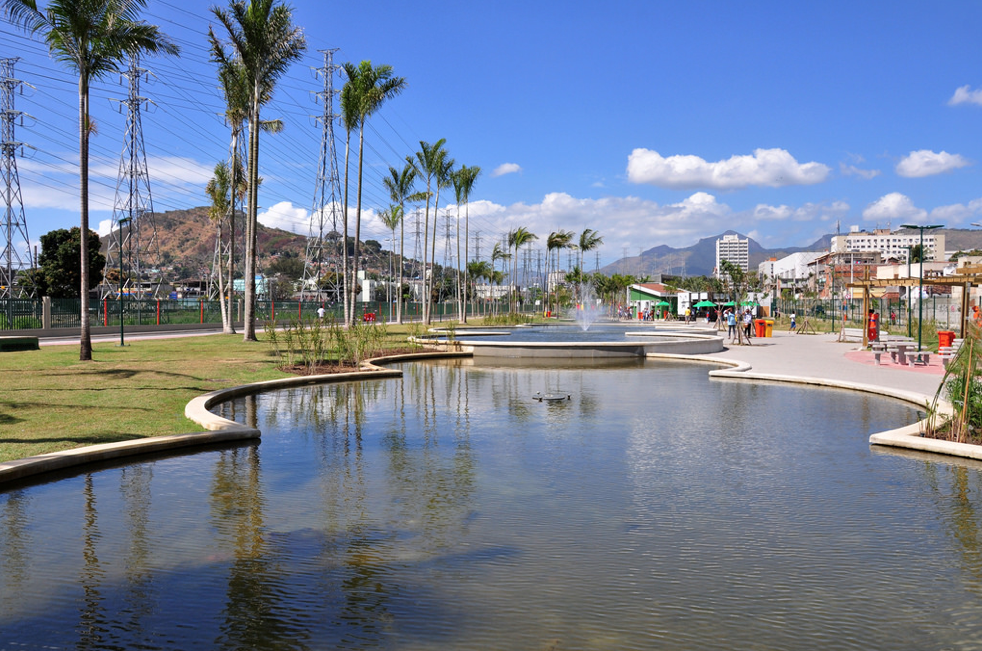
601,228 -> 982,279
101,208 -> 982,282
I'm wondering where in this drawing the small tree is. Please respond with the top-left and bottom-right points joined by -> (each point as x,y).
37,228 -> 105,298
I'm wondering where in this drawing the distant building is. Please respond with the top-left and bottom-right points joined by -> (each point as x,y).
761,251 -> 824,284
830,226 -> 945,262
715,234 -> 749,277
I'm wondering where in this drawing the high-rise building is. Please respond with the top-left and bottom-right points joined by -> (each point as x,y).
715,234 -> 749,277
830,227 -> 945,261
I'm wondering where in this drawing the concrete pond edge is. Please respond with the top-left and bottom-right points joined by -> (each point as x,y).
0,351 -> 465,486
1,345 -> 974,486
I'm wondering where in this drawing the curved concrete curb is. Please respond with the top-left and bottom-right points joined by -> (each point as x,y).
0,351 -> 468,486
0,429 -> 260,484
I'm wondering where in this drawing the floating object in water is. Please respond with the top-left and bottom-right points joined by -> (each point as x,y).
534,392 -> 571,402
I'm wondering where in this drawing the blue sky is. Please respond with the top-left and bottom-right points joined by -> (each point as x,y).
2,0 -> 982,269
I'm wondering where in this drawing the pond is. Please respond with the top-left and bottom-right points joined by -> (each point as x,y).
1,358 -> 980,650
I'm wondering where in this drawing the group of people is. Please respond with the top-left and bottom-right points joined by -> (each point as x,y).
722,307 -> 757,342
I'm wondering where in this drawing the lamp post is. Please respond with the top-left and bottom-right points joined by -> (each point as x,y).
900,223 -> 943,351
904,245 -> 913,338
117,218 -> 130,346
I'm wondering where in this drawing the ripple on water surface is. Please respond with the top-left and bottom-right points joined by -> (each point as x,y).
1,359 -> 980,650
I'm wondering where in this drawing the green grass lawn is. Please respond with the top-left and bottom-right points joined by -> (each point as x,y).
0,323 -> 431,463
0,334 -> 297,463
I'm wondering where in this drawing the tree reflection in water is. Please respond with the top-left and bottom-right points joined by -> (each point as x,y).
3,360 -> 982,650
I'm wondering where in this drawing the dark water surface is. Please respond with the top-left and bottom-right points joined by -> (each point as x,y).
2,359 -> 981,650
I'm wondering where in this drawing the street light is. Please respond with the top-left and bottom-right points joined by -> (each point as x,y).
117,218 -> 131,347
900,223 -> 943,351
904,245 -> 913,338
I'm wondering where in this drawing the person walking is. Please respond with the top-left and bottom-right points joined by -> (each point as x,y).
789,312 -> 797,332
726,308 -> 737,341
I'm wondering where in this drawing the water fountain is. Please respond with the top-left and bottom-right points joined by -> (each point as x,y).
571,282 -> 603,331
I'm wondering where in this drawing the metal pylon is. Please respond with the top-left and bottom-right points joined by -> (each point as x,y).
103,54 -> 162,300
0,57 -> 33,298
300,49 -> 343,301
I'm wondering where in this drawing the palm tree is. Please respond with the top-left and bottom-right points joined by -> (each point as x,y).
382,162 -> 424,324
545,230 -> 574,314
451,165 -> 481,322
214,58 -> 279,334
338,75 -> 358,326
3,0 -> 178,361
491,242 -> 510,315
577,228 -> 604,273
378,204 -> 402,309
206,161 -> 235,333
412,139 -> 451,324
507,227 -> 537,311
209,0 -> 306,341
467,259 -> 491,316
341,60 -> 406,326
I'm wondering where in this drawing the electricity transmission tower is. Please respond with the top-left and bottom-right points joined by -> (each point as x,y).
300,49 -> 343,301
103,54 -> 163,299
0,57 -> 33,298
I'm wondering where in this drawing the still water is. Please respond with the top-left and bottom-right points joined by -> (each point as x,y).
1,359 -> 980,650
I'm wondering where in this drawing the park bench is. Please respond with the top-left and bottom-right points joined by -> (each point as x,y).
903,350 -> 931,366
939,339 -> 964,368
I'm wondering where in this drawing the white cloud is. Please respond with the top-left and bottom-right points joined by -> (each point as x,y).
258,201 -> 310,234
895,150 -> 970,178
862,193 -> 927,223
949,85 -> 982,107
260,201 -> 384,239
839,162 -> 881,179
929,198 -> 982,224
626,147 -> 830,190
96,219 -> 114,237
490,163 -> 522,178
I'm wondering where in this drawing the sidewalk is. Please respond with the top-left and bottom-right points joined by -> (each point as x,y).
702,330 -> 946,399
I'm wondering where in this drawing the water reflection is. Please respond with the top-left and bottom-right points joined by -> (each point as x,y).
1,360 -> 981,649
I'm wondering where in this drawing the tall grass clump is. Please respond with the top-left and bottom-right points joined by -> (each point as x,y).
928,324 -> 982,444
482,312 -> 533,326
267,317 -> 403,373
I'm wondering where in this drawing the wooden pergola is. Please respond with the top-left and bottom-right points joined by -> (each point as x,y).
847,264 -> 982,346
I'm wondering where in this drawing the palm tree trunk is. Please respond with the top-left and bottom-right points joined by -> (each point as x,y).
224,131 -> 240,335
79,73 -> 92,361
421,182 -> 432,325
463,204 -> 470,323
342,134 -> 351,327
243,96 -> 260,342
397,203 -> 404,324
428,187 -> 442,324
217,219 -> 229,330
352,122 -> 365,326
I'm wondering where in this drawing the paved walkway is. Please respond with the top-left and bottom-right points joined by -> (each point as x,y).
701,329 -> 947,399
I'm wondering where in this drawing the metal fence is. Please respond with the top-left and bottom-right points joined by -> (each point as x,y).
774,296 -> 965,333
0,297 -> 487,331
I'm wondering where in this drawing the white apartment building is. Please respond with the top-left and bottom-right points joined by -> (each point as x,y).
830,226 -> 945,261
759,251 -> 824,283
715,234 -> 749,277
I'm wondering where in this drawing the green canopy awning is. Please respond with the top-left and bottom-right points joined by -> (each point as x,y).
654,300 -> 671,306
721,301 -> 736,306
692,300 -> 716,308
